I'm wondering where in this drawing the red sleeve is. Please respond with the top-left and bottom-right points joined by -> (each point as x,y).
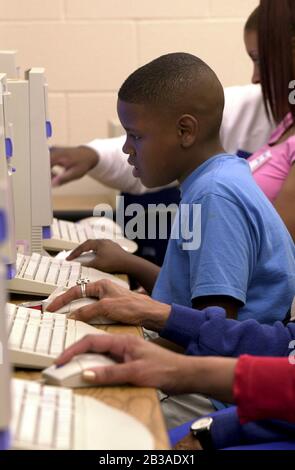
233,355 -> 295,424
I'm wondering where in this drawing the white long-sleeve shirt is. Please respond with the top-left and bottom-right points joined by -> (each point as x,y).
87,84 -> 275,195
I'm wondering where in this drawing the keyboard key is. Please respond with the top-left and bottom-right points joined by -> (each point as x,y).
16,253 -> 25,274
51,218 -> 60,238
37,404 -> 55,447
37,386 -> 57,447
58,388 -> 73,408
22,320 -> 40,352
9,307 -> 29,348
70,223 -> 79,243
59,220 -> 70,241
56,264 -> 71,286
18,255 -> 30,278
84,225 -> 94,240
6,303 -> 17,334
65,320 -> 76,349
46,260 -> 60,285
50,324 -> 66,356
55,411 -> 72,449
35,256 -> 51,282
76,225 -> 87,243
68,263 -> 81,286
18,383 -> 41,444
23,253 -> 41,280
62,221 -> 75,242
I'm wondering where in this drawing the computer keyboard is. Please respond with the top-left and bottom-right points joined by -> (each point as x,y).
7,252 -> 128,296
7,303 -> 106,369
11,379 -> 154,449
43,218 -> 119,250
43,218 -> 137,253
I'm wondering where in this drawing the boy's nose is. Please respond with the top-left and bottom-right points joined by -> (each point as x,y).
122,140 -> 134,156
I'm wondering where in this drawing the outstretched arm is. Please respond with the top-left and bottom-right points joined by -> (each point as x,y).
66,240 -> 160,294
55,333 -> 237,403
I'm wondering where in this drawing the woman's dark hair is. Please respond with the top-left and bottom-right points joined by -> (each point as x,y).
257,0 -> 295,123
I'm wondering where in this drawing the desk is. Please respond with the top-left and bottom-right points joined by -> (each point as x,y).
13,323 -> 170,450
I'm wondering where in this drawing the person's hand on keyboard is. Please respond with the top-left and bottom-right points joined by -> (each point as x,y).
66,238 -> 133,273
46,279 -> 171,329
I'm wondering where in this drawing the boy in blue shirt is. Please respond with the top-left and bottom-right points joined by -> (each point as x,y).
65,52 -> 295,426
70,52 -> 294,323
116,52 -> 295,321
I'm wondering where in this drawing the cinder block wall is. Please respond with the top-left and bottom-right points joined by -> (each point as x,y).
0,0 -> 259,198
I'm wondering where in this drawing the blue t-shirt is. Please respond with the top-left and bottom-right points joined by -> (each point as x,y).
152,154 -> 295,324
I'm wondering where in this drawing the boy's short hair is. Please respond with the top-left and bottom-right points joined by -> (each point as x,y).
118,52 -> 224,139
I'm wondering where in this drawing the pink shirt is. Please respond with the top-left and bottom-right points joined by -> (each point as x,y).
248,113 -> 295,203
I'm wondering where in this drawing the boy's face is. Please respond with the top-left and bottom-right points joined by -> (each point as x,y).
117,98 -> 183,188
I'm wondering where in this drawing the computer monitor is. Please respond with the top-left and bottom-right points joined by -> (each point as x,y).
6,79 -> 32,254
0,185 -> 12,450
0,50 -> 18,79
4,65 -> 53,254
26,68 -> 53,244
0,73 -> 16,279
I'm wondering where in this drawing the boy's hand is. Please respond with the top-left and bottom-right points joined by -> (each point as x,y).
50,146 -> 98,187
55,334 -> 188,394
66,239 -> 132,273
46,279 -> 171,330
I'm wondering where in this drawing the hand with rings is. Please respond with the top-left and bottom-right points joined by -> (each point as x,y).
45,279 -> 171,328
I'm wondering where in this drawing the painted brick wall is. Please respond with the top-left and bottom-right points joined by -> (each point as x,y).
0,0 -> 258,197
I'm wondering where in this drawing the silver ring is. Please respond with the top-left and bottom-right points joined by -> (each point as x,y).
76,278 -> 90,298
80,282 -> 87,298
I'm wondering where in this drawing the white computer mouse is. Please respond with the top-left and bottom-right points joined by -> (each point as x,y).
71,251 -> 96,265
43,295 -> 116,325
54,249 -> 95,264
42,353 -> 117,388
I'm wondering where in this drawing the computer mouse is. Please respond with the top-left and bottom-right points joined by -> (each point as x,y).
70,251 -> 96,265
54,249 -> 97,265
42,353 -> 117,388
43,295 -> 116,325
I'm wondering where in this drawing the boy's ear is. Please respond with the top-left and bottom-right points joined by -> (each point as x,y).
177,114 -> 199,148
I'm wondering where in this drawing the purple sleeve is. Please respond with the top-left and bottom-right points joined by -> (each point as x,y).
160,303 -> 295,357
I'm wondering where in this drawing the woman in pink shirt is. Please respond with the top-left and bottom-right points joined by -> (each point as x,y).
244,1 -> 295,239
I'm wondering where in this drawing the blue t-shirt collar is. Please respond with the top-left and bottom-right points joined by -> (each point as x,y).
180,153 -> 235,196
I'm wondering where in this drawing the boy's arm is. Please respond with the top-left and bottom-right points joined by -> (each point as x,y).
66,238 -> 160,294
124,255 -> 160,294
